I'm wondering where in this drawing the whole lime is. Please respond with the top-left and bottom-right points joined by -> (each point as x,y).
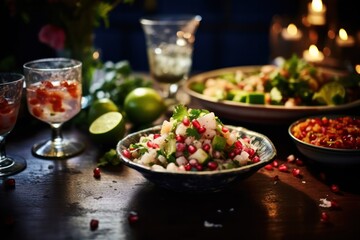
87,98 -> 119,124
124,87 -> 166,125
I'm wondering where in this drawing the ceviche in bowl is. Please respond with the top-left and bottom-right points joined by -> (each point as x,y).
116,105 -> 277,192
288,115 -> 360,166
184,55 -> 360,123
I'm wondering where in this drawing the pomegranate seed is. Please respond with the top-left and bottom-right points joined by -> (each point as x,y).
122,149 -> 131,159
198,126 -> 206,134
228,151 -> 235,159
264,164 -> 273,171
292,168 -> 301,177
4,178 -> 16,189
202,143 -> 211,152
252,156 -> 260,163
128,211 -> 139,224
176,143 -> 186,152
272,160 -> 279,168
234,141 -> 243,149
278,164 -> 288,172
182,117 -> 190,126
90,219 -> 99,231
295,158 -> 304,166
175,134 -> 185,143
222,126 -> 229,133
192,119 -> 201,129
188,145 -> 197,154
93,167 -> 101,179
320,212 -> 330,223
184,163 -> 192,171
330,184 -> 340,193
330,200 -> 340,209
208,161 -> 218,170
153,133 -> 161,139
195,164 -> 203,171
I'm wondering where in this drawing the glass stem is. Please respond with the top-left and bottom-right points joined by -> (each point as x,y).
0,136 -> 6,161
51,123 -> 64,145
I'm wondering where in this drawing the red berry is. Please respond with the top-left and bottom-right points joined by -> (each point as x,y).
90,219 -> 99,231
93,167 -> 101,179
128,211 -> 139,224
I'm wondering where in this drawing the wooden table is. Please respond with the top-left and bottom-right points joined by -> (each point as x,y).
1,103 -> 360,240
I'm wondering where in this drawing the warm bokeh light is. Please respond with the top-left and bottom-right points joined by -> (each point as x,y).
287,24 -> 298,36
339,28 -> 349,41
312,0 -> 324,12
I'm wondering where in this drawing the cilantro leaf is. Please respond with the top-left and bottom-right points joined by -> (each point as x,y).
186,127 -> 201,140
172,104 -> 188,121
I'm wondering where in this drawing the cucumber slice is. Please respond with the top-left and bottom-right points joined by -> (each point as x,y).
189,148 -> 210,164
246,92 -> 265,104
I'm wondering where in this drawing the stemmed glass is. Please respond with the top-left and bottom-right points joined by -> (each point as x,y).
23,58 -> 85,158
0,73 -> 27,177
140,15 -> 202,108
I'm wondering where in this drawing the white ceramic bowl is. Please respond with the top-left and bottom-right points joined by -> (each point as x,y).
116,125 -> 277,193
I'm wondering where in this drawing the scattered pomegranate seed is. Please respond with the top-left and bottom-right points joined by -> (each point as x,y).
4,178 -> 16,189
278,164 -> 288,172
292,168 -> 301,177
128,211 -> 139,224
153,133 -> 161,139
330,184 -> 340,193
330,200 -> 340,209
208,161 -> 218,170
295,158 -> 304,166
175,134 -> 185,143
264,164 -> 273,171
195,164 -> 203,171
252,156 -> 260,163
320,212 -> 330,223
184,163 -> 192,171
93,167 -> 101,179
90,219 -> 99,231
272,160 -> 279,168
192,119 -> 200,129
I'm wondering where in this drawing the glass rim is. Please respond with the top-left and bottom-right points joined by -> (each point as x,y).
23,58 -> 82,71
0,72 -> 25,86
140,14 -> 202,25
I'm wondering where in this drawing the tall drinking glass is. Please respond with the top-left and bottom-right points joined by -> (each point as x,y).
23,58 -> 84,158
140,15 -> 201,108
0,73 -> 27,177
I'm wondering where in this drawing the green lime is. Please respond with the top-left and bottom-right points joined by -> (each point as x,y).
312,82 -> 346,105
124,87 -> 166,125
88,98 -> 119,124
89,111 -> 126,146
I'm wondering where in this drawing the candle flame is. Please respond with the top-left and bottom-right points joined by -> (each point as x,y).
339,28 -> 349,41
312,0 -> 323,12
287,24 -> 298,36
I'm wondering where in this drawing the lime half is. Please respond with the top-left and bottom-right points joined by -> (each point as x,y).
89,111 -> 126,146
312,82 -> 346,105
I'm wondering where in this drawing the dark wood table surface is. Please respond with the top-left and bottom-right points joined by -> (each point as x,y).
1,100 -> 360,240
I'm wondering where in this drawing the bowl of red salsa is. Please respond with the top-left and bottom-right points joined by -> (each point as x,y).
288,115 -> 360,165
